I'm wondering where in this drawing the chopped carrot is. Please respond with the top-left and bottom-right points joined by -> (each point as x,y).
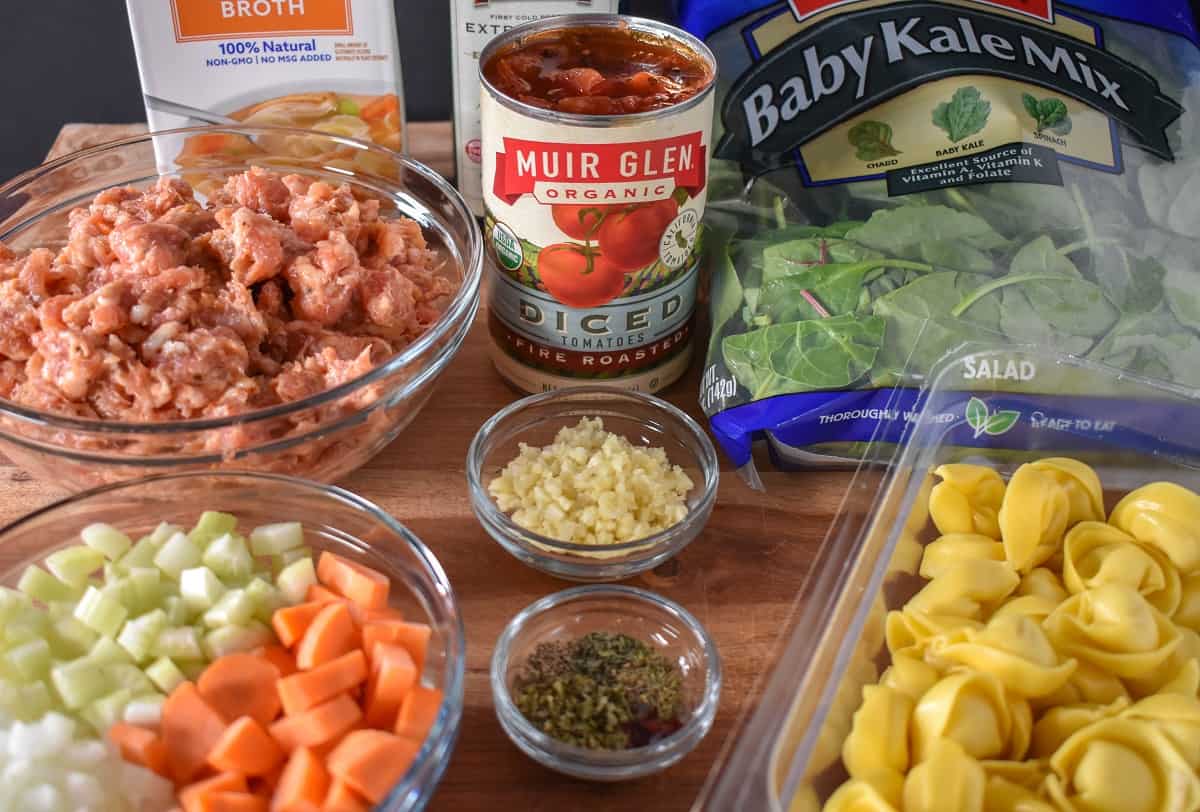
395,685 -> 444,744
209,717 -> 285,776
250,761 -> 284,797
295,602 -> 360,670
270,694 -> 362,754
189,132 -> 234,155
163,681 -> 229,784
180,772 -> 248,812
361,607 -> 403,623
362,620 -> 431,670
273,748 -> 329,812
255,644 -> 298,677
323,779 -> 370,812
307,584 -> 343,604
197,792 -> 269,812
198,653 -> 282,725
360,94 -> 399,122
317,552 -> 390,610
327,730 -> 418,804
364,643 -> 417,729
273,602 -> 327,648
108,722 -> 169,777
278,650 -> 368,716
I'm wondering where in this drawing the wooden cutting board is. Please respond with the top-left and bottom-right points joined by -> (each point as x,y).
10,122 -> 856,811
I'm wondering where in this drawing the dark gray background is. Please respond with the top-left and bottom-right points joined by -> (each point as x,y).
0,0 -> 672,182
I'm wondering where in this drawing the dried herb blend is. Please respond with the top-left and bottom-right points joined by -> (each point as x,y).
513,631 -> 685,750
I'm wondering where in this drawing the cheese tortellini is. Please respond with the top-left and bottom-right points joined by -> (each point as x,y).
821,462 -> 1200,812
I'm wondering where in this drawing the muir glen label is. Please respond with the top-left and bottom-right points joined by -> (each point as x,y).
480,55 -> 715,392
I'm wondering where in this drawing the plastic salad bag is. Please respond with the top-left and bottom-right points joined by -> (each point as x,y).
680,0 -> 1200,483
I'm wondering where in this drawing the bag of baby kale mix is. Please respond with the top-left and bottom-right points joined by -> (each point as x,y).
680,0 -> 1200,478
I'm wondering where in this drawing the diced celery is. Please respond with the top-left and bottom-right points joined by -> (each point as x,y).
203,589 -> 254,628
18,680 -> 53,721
189,511 -> 238,546
244,578 -> 282,624
74,586 -> 128,638
276,557 -> 317,605
144,657 -> 186,694
18,566 -> 80,604
126,568 -> 162,614
204,621 -> 272,659
277,546 -> 314,570
49,615 -> 99,658
51,659 -> 110,709
153,532 -> 201,579
179,566 -> 226,612
0,587 -> 32,625
150,522 -> 183,545
124,694 -> 165,727
179,660 -> 207,680
5,638 -> 51,681
116,609 -> 167,663
105,663 -> 155,696
44,546 -> 105,589
203,533 -> 254,583
153,627 -> 203,661
117,536 -> 161,573
89,636 -> 134,666
4,609 -> 49,646
46,601 -> 74,620
81,687 -> 132,734
81,523 -> 132,561
250,522 -> 304,556
162,596 -> 191,627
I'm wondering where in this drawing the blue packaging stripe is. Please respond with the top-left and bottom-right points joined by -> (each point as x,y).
710,388 -> 1200,467
675,0 -> 1199,46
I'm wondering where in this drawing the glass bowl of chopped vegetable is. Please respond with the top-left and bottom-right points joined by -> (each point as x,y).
466,388 -> 720,582
0,126 -> 482,491
490,584 -> 721,781
0,471 -> 465,812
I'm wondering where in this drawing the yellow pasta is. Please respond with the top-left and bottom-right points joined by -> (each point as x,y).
824,780 -> 899,812
1045,718 -> 1200,812
911,670 -> 1029,761
1121,693 -> 1200,768
998,464 -> 1071,573
929,464 -> 1005,539
1043,583 -> 1181,679
843,685 -> 913,781
918,533 -> 1006,580
819,462 -> 1200,812
902,739 -> 985,812
1029,457 -> 1105,525
1061,522 -> 1181,615
1110,482 -> 1200,574
926,614 -> 1076,698
904,559 -> 1019,619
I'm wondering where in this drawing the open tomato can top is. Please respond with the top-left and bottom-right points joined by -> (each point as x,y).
479,14 -> 717,126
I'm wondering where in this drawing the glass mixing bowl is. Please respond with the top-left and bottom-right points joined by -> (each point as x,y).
0,126 -> 482,490
0,471 -> 466,811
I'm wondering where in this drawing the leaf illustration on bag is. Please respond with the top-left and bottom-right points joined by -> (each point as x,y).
848,120 -> 902,161
966,397 -> 988,434
933,86 -> 992,142
1022,92 -> 1072,135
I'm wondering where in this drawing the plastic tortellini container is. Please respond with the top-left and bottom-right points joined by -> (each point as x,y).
697,346 -> 1200,812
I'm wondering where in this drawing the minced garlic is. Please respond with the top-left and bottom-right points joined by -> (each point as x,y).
487,416 -> 694,552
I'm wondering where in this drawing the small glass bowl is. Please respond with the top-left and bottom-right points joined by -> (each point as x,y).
490,585 -> 721,781
465,388 -> 719,582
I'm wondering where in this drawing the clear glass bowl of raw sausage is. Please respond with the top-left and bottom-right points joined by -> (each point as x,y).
0,126 -> 482,490
0,471 -> 465,811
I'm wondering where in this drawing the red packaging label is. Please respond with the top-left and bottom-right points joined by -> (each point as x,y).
492,133 -> 708,204
788,0 -> 1053,23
